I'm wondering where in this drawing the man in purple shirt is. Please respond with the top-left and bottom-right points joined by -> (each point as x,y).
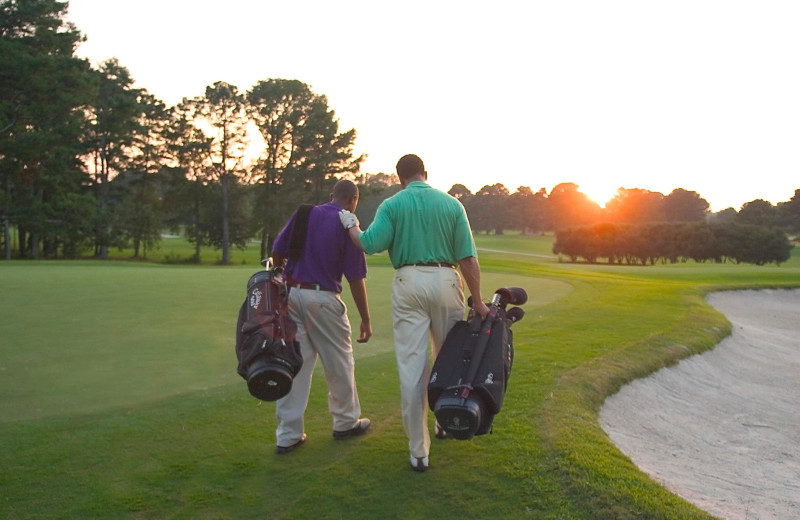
270,180 -> 372,455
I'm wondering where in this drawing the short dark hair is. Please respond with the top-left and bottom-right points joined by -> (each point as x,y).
332,179 -> 358,202
396,154 -> 425,180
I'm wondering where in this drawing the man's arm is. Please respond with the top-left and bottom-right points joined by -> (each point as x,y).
346,226 -> 365,252
340,210 -> 365,251
348,278 -> 372,343
458,256 -> 490,319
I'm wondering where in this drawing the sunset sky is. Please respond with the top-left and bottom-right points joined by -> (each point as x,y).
66,0 -> 800,211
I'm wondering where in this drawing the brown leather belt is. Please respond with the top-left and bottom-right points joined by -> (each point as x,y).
290,282 -> 336,292
399,262 -> 456,269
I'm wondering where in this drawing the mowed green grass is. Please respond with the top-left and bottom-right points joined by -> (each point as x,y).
1,237 -> 798,519
104,231 -> 559,266
104,235 -> 266,265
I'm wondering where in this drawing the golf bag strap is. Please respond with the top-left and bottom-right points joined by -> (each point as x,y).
288,204 -> 314,264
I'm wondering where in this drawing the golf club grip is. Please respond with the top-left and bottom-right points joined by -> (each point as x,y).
495,287 -> 528,306
506,306 -> 525,323
469,287 -> 528,309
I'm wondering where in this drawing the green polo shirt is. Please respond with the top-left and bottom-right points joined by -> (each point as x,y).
359,181 -> 477,268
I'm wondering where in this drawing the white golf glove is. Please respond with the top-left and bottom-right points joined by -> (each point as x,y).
339,209 -> 359,230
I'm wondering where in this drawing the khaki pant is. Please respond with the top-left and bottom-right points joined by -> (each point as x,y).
275,288 -> 361,447
392,266 -> 465,458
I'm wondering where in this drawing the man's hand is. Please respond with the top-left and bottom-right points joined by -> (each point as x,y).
472,300 -> 490,320
357,320 -> 372,343
339,209 -> 359,230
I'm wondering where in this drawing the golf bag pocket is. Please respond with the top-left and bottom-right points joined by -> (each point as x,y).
235,269 -> 303,401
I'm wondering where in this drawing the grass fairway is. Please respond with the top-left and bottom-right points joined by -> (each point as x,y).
1,237 -> 798,519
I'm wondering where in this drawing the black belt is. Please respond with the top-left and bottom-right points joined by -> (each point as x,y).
290,282 -> 336,292
399,262 -> 456,269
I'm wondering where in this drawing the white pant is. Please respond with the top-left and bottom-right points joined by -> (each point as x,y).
391,266 -> 465,458
275,288 -> 361,446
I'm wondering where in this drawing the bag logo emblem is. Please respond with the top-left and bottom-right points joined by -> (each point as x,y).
250,288 -> 262,309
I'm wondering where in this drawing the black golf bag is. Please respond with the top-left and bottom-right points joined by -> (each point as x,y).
235,262 -> 303,401
428,287 -> 526,440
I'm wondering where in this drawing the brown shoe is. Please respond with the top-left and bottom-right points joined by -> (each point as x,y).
410,455 -> 429,472
275,433 -> 306,455
333,418 -> 371,440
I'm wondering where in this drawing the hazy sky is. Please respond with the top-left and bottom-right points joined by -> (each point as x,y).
66,0 -> 799,211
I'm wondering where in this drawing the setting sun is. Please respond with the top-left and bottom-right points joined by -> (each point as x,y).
572,183 -> 619,209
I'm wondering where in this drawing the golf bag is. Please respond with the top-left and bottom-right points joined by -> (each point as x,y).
428,287 -> 526,440
235,262 -> 303,401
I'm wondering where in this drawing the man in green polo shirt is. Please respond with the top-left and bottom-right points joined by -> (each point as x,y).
340,153 -> 489,472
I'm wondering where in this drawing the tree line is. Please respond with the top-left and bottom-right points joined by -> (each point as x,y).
449,184 -> 800,238
2,0 -> 362,262
552,222 -> 792,266
355,181 -> 798,266
2,1 -> 798,264
358,180 -> 799,240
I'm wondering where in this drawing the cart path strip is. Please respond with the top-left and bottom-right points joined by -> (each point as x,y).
599,288 -> 800,520
477,247 -> 557,259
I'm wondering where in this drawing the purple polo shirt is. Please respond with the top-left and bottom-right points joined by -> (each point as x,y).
272,202 -> 367,293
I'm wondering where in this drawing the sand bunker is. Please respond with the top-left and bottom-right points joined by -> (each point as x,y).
600,289 -> 800,520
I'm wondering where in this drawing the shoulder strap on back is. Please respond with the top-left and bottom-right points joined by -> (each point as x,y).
288,204 -> 314,264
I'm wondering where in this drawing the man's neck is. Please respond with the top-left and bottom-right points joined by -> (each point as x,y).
401,174 -> 426,187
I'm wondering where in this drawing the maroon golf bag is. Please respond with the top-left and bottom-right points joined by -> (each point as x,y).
235,264 -> 303,401
428,287 -> 526,439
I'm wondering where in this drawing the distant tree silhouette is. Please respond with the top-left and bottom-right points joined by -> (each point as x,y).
548,183 -> 601,230
355,176 -> 401,230
447,183 -> 472,203
467,183 -> 511,234
709,207 -> 738,225
508,186 -> 549,234
737,199 -> 777,227
1,0 -> 93,259
85,59 -> 147,259
191,81 -> 249,264
554,222 -> 792,266
247,79 -> 363,258
663,188 -> 710,222
776,189 -> 800,233
604,188 -> 665,224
